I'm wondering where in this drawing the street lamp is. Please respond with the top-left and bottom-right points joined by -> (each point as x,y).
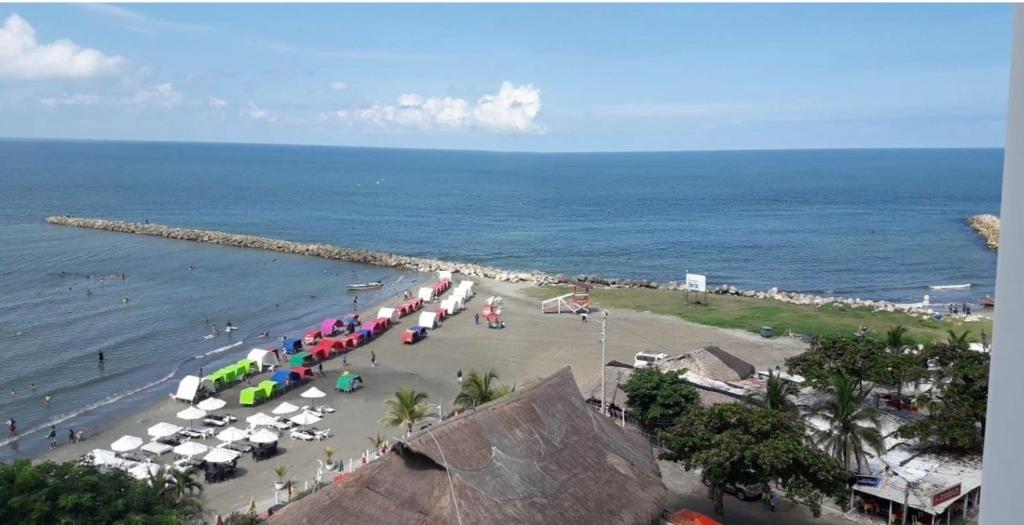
601,310 -> 609,415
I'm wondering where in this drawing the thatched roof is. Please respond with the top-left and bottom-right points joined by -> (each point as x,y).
269,367 -> 666,525
668,346 -> 754,382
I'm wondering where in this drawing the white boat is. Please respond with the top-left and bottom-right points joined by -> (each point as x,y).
929,283 -> 972,290
347,281 -> 383,291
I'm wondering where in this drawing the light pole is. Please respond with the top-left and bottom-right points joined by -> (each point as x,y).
601,310 -> 609,415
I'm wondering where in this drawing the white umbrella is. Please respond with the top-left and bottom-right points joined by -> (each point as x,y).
248,429 -> 280,444
196,397 -> 227,411
300,386 -> 327,410
289,411 -> 321,427
147,422 -> 182,439
176,406 -> 207,428
173,441 -> 209,457
216,427 -> 249,443
271,401 -> 299,415
128,462 -> 162,480
246,412 -> 277,427
110,435 -> 144,453
205,447 -> 240,464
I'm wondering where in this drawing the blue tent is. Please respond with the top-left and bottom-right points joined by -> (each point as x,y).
358,328 -> 374,342
281,338 -> 302,354
270,370 -> 300,389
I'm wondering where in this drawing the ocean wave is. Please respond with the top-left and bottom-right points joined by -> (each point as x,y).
194,339 -> 244,359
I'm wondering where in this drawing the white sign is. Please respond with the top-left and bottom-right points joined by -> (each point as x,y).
685,273 -> 706,292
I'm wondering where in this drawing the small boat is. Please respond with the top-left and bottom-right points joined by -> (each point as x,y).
929,283 -> 972,290
347,281 -> 383,291
980,296 -> 995,308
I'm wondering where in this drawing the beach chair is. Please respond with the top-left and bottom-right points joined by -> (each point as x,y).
141,441 -> 173,456
289,429 -> 315,441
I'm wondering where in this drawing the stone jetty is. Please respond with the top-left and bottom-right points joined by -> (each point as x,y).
968,214 -> 1000,250
46,216 -> 938,315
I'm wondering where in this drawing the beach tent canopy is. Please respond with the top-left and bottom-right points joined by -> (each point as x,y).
377,307 -> 400,322
418,311 -> 438,329
205,447 -> 241,464
316,339 -> 344,352
321,318 -> 342,337
246,348 -> 280,371
174,441 -> 209,458
174,375 -> 203,403
249,429 -> 280,444
217,426 -> 249,442
246,412 -> 278,427
271,370 -> 301,388
337,372 -> 362,392
176,406 -> 207,422
258,380 -> 279,398
239,387 -> 267,406
147,422 -> 182,439
289,351 -> 313,368
437,270 -> 453,281
272,401 -> 300,415
110,435 -> 144,453
282,338 -> 302,352
304,330 -> 322,344
236,358 -> 258,373
292,366 -> 315,380
128,463 -> 162,481
300,386 -> 327,399
418,287 -> 435,302
289,411 -> 321,426
310,346 -> 331,361
196,397 -> 226,412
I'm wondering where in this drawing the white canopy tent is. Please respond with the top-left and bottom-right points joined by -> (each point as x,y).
205,447 -> 240,464
216,427 -> 249,443
173,375 -> 203,403
196,397 -> 227,412
173,441 -> 209,458
377,307 -> 400,322
417,287 -> 435,302
289,411 -> 321,427
110,435 -> 144,453
246,412 -> 278,428
437,270 -> 453,281
271,401 -> 300,415
147,422 -> 182,439
176,406 -> 207,428
418,311 -> 439,329
127,463 -> 162,481
246,348 -> 280,371
249,429 -> 280,444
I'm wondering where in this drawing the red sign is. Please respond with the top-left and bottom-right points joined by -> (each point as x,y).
931,483 -> 962,507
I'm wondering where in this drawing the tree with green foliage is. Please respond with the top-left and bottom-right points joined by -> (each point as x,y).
453,369 -> 514,411
898,330 -> 990,453
380,387 -> 434,433
810,374 -> 884,473
752,370 -> 799,414
660,403 -> 850,518
621,367 -> 698,428
0,459 -> 200,524
786,335 -> 887,389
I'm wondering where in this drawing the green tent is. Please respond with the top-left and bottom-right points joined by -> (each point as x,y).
218,366 -> 239,383
230,361 -> 251,378
237,358 -> 258,374
239,386 -> 267,406
289,351 -> 312,368
336,372 -> 362,393
257,380 -> 278,399
207,370 -> 232,390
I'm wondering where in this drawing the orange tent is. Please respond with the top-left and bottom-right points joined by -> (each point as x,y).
668,509 -> 723,525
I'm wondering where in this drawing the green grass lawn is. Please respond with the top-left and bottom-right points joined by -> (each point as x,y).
522,286 -> 992,344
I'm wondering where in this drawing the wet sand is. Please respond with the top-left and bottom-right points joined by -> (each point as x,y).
37,276 -> 805,518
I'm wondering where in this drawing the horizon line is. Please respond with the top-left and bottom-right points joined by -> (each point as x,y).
0,135 -> 1006,156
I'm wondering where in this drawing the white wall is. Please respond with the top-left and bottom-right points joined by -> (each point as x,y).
980,7 -> 1024,524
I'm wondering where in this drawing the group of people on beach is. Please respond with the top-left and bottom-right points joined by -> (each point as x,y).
947,302 -> 973,316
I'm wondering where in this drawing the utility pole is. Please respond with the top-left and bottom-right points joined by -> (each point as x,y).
601,310 -> 609,415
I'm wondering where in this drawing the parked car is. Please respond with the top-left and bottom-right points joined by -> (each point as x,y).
634,351 -> 669,369
701,473 -> 763,501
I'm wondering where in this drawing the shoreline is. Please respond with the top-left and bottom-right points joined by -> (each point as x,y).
45,216 -> 975,316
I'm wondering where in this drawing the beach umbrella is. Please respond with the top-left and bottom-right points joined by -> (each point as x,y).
127,462 -> 162,480
289,411 -> 321,427
246,412 -> 278,427
205,447 -> 240,464
173,441 -> 209,458
249,428 -> 280,444
196,397 -> 227,412
110,435 -> 144,453
147,422 -> 182,439
216,426 -> 249,443
300,386 -> 327,411
248,497 -> 257,515
176,406 -> 207,428
271,401 -> 300,415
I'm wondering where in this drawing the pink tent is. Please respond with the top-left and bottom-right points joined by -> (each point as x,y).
320,318 -> 342,337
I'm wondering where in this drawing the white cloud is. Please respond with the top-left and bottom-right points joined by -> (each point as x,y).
208,97 -> 228,109
329,81 -> 348,92
79,4 -> 216,32
324,82 -> 542,133
241,101 -> 277,123
126,83 -> 183,108
39,93 -> 100,110
0,14 -> 126,80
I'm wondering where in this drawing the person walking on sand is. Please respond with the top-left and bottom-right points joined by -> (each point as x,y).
474,313 -> 479,325
67,428 -> 75,444
370,351 -> 377,367
6,418 -> 14,437
47,426 -> 57,449
318,361 -> 324,377
457,370 -> 463,383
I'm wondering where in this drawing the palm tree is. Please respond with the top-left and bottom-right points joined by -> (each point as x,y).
165,467 -> 203,501
758,370 -> 798,414
885,325 -> 908,355
380,387 -> 433,433
945,329 -> 970,351
811,374 -> 884,473
453,369 -> 514,411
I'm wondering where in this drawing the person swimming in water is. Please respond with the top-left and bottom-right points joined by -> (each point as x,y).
225,321 -> 234,331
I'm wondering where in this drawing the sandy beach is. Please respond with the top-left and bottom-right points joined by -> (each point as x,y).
36,275 -> 806,517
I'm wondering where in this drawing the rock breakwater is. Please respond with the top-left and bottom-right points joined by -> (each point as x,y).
968,214 -> 1000,250
46,216 -> 939,315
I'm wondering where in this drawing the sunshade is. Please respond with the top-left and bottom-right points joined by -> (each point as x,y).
249,428 -> 280,444
147,422 -> 182,439
205,447 -> 241,464
176,406 -> 207,420
196,397 -> 227,411
216,426 -> 249,443
246,412 -> 278,427
272,401 -> 300,415
300,387 -> 327,399
289,411 -> 322,426
110,435 -> 144,452
127,462 -> 162,480
173,441 -> 209,457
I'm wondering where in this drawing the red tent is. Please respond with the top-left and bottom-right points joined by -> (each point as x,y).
303,330 -> 322,345
343,333 -> 363,348
667,510 -> 723,525
316,339 -> 344,353
292,367 -> 315,380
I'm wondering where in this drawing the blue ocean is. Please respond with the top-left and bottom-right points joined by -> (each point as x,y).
0,139 -> 1002,459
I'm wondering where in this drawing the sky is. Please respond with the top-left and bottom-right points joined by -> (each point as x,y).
0,3 -> 1015,152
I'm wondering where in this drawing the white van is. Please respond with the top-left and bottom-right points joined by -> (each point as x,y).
633,352 -> 668,369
